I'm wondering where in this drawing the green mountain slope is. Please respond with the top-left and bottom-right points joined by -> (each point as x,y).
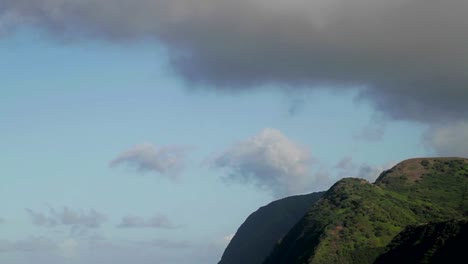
218,192 -> 324,264
374,220 -> 468,264
263,157 -> 468,264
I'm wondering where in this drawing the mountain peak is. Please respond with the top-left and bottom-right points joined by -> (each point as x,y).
375,157 -> 468,186
263,157 -> 468,264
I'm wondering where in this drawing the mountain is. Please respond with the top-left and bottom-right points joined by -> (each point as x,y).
263,157 -> 468,264
374,220 -> 468,264
218,192 -> 324,264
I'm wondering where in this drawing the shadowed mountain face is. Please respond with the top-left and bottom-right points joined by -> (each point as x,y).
374,220 -> 468,264
218,192 -> 324,264
263,157 -> 468,264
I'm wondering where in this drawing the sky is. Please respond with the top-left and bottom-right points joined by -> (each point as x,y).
1,1 -> 467,263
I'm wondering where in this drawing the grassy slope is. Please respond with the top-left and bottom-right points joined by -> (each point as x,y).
374,220 -> 468,264
264,158 -> 468,264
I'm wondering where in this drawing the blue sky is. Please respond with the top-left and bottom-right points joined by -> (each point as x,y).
0,29 -> 430,263
1,1 -> 467,263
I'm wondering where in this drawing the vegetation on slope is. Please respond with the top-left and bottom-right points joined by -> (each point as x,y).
218,192 -> 324,264
263,158 -> 468,264
374,220 -> 468,264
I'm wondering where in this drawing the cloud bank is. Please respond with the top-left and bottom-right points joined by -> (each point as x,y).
211,128 -> 313,197
1,0 -> 467,125
110,143 -> 189,178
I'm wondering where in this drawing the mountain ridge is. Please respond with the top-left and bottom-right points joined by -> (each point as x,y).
218,192 -> 324,264
220,157 -> 468,264
264,157 -> 467,264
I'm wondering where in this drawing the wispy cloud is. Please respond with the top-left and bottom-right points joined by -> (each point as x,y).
223,234 -> 234,242
211,128 -> 314,197
335,156 -> 395,182
25,207 -> 106,230
354,117 -> 387,142
424,121 -> 468,158
110,143 -> 189,178
130,239 -> 191,249
0,236 -> 56,253
117,214 -> 179,229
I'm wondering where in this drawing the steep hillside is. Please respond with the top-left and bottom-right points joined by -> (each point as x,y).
263,157 -> 468,264
375,220 -> 468,264
218,192 -> 324,264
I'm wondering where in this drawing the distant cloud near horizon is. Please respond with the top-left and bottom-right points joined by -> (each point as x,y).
0,236 -> 56,253
211,128 -> 314,197
110,143 -> 189,178
25,207 -> 106,229
117,214 -> 179,229
131,239 -> 191,249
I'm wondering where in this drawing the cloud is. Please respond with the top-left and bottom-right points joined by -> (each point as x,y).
1,0 -> 468,124
223,234 -> 234,242
424,121 -> 468,158
356,164 -> 387,182
335,156 -> 356,171
110,143 -> 189,178
25,207 -> 106,230
211,128 -> 314,197
0,236 -> 213,264
117,214 -> 179,229
353,118 -> 387,142
131,239 -> 191,249
335,156 -> 395,182
0,237 -> 56,253
58,239 -> 79,258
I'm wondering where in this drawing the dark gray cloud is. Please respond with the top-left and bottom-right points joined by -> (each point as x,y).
25,207 -> 106,229
1,0 -> 467,123
110,143 -> 189,178
211,128 -> 314,197
117,214 -> 179,229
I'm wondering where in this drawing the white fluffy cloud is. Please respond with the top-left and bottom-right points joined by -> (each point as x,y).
211,128 -> 314,197
110,143 -> 189,178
